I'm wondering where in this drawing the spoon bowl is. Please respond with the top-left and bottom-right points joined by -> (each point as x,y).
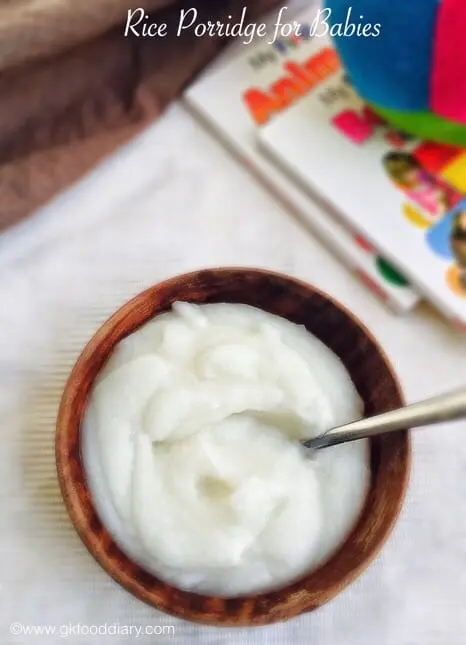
56,267 -> 411,626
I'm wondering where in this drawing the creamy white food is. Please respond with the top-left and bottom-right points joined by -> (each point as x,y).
82,302 -> 369,596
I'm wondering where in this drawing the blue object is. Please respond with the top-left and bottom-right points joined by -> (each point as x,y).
425,201 -> 466,260
325,0 -> 438,112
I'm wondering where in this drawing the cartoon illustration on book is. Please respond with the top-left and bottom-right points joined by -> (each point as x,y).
330,95 -> 466,298
333,100 -> 466,296
450,210 -> 466,290
381,148 -> 466,296
435,207 -> 466,297
383,152 -> 462,225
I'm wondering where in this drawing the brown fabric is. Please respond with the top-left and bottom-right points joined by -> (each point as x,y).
0,0 -> 172,72
0,0 -> 278,232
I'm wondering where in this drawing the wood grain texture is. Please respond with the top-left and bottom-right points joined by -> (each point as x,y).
55,268 -> 411,626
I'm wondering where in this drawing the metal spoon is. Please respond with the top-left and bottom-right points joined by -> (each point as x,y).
302,387 -> 466,450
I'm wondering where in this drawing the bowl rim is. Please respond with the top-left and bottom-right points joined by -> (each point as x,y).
55,267 -> 411,627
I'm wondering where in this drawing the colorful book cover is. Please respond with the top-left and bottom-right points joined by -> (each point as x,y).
182,8 -> 420,314
256,32 -> 466,326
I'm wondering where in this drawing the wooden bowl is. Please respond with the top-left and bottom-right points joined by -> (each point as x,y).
56,268 -> 410,627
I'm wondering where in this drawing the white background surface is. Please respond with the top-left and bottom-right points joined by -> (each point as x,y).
1,103 -> 466,644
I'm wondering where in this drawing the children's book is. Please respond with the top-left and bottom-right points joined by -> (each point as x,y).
182,7 -> 420,314
255,31 -> 466,327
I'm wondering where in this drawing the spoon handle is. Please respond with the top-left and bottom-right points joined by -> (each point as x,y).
304,388 -> 466,450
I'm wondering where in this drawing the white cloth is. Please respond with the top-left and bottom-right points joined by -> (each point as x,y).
1,103 -> 466,645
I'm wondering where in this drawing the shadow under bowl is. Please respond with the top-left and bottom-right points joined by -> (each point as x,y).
56,267 -> 411,627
